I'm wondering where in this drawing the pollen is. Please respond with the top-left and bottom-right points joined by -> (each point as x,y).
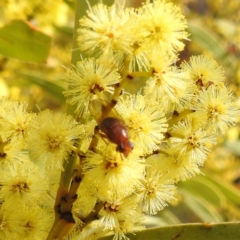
12,182 -> 29,194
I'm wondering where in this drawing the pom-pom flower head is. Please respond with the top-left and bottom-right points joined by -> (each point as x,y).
78,3 -> 137,60
139,0 -> 189,56
26,110 -> 85,169
0,204 -> 17,239
192,85 -> 239,133
115,94 -> 168,155
0,100 -> 33,149
167,117 -> 217,165
0,138 -> 28,168
0,160 -> 48,206
137,156 -> 176,215
98,194 -> 144,239
157,153 -> 201,182
64,58 -> 120,118
83,144 -> 145,198
181,55 -> 226,88
8,205 -> 52,240
144,52 -> 193,108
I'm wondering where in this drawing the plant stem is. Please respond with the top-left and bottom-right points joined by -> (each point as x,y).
47,0 -> 116,239
46,154 -> 77,240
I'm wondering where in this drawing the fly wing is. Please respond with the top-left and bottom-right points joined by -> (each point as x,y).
89,99 -> 104,123
89,98 -> 122,123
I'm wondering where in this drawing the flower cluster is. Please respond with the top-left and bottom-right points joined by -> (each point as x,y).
0,1 -> 239,240
63,1 -> 239,239
78,0 -> 188,72
0,98 -> 85,239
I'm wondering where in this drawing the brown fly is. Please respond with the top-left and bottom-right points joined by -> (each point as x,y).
89,99 -> 134,157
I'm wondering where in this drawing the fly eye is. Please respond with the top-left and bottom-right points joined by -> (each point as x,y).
116,143 -> 125,153
116,141 -> 134,155
129,141 -> 134,150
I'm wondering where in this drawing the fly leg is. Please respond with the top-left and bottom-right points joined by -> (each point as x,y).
89,125 -> 109,152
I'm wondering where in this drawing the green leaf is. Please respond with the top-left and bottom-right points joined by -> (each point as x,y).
180,190 -> 224,222
54,25 -> 73,36
19,73 -> 65,103
157,209 -> 181,225
179,175 -> 227,208
188,21 -> 236,72
203,171 -> 240,205
100,222 -> 240,240
224,140 -> 240,156
0,20 -> 51,62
